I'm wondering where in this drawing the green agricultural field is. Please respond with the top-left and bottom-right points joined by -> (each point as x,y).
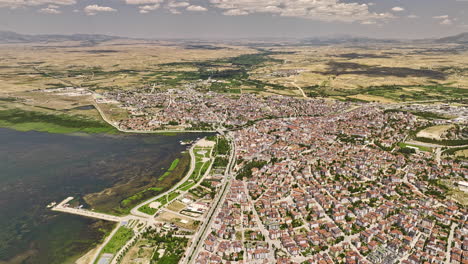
304,84 -> 467,103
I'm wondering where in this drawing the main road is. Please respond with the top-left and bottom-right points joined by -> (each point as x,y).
182,132 -> 236,264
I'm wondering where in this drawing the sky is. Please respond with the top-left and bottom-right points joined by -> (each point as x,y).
0,0 -> 467,39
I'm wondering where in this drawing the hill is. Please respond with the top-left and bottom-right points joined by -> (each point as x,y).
435,32 -> 468,44
0,30 -> 123,44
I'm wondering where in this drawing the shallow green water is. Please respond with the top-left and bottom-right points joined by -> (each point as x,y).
0,128 -> 203,264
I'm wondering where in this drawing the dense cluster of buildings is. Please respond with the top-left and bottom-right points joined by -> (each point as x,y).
99,88 -> 466,263
194,105 -> 467,264
102,89 -> 348,131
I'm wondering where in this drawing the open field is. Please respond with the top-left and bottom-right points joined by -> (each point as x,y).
0,40 -> 256,94
2,40 -> 465,103
155,211 -> 200,230
0,107 -> 116,134
398,142 -> 433,152
456,149 -> 468,158
166,200 -> 187,212
120,229 -> 188,264
417,125 -> 454,140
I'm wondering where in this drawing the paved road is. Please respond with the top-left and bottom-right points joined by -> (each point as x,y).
183,134 -> 236,264
445,223 -> 458,264
52,138 -> 210,264
89,223 -> 121,264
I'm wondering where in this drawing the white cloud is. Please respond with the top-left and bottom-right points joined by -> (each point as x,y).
407,14 -> 419,19
223,9 -> 248,16
433,15 -> 449,19
38,5 -> 60,14
84,4 -> 116,15
432,15 -> 454,25
391,6 -> 404,12
168,8 -> 181,14
167,1 -> 189,8
209,0 -> 394,23
186,5 -> 207,11
139,3 -> 160,13
440,19 -> 452,25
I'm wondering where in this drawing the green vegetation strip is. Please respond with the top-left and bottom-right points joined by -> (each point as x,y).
443,146 -> 468,156
120,187 -> 163,208
138,204 -> 157,215
398,142 -> 432,152
414,137 -> 468,146
100,226 -> 133,258
305,84 -> 466,102
168,159 -> 180,171
159,158 -> 181,181
0,108 -> 117,134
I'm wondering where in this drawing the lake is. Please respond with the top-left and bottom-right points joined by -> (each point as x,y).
0,128 -> 204,264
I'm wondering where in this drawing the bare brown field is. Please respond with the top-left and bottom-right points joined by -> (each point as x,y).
0,40 -> 256,94
155,211 -> 199,230
1,40 -> 466,104
251,44 -> 467,101
455,149 -> 468,158
348,94 -> 396,103
417,125 -> 454,140
166,200 -> 187,212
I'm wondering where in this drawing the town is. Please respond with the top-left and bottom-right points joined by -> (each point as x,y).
61,87 -> 466,264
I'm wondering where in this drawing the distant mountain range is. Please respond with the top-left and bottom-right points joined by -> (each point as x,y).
300,35 -> 401,45
0,30 -> 467,44
435,32 -> 468,44
0,30 -> 123,44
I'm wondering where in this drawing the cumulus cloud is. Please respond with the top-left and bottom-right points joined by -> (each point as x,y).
209,0 -> 394,23
186,5 -> 207,11
168,8 -> 181,14
391,6 -> 404,12
84,4 -> 116,15
118,0 -> 397,23
433,15 -> 449,19
38,4 -> 60,13
139,3 -> 160,13
167,1 -> 189,8
407,14 -> 419,19
223,8 -> 248,16
432,15 -> 454,25
440,19 -> 453,25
